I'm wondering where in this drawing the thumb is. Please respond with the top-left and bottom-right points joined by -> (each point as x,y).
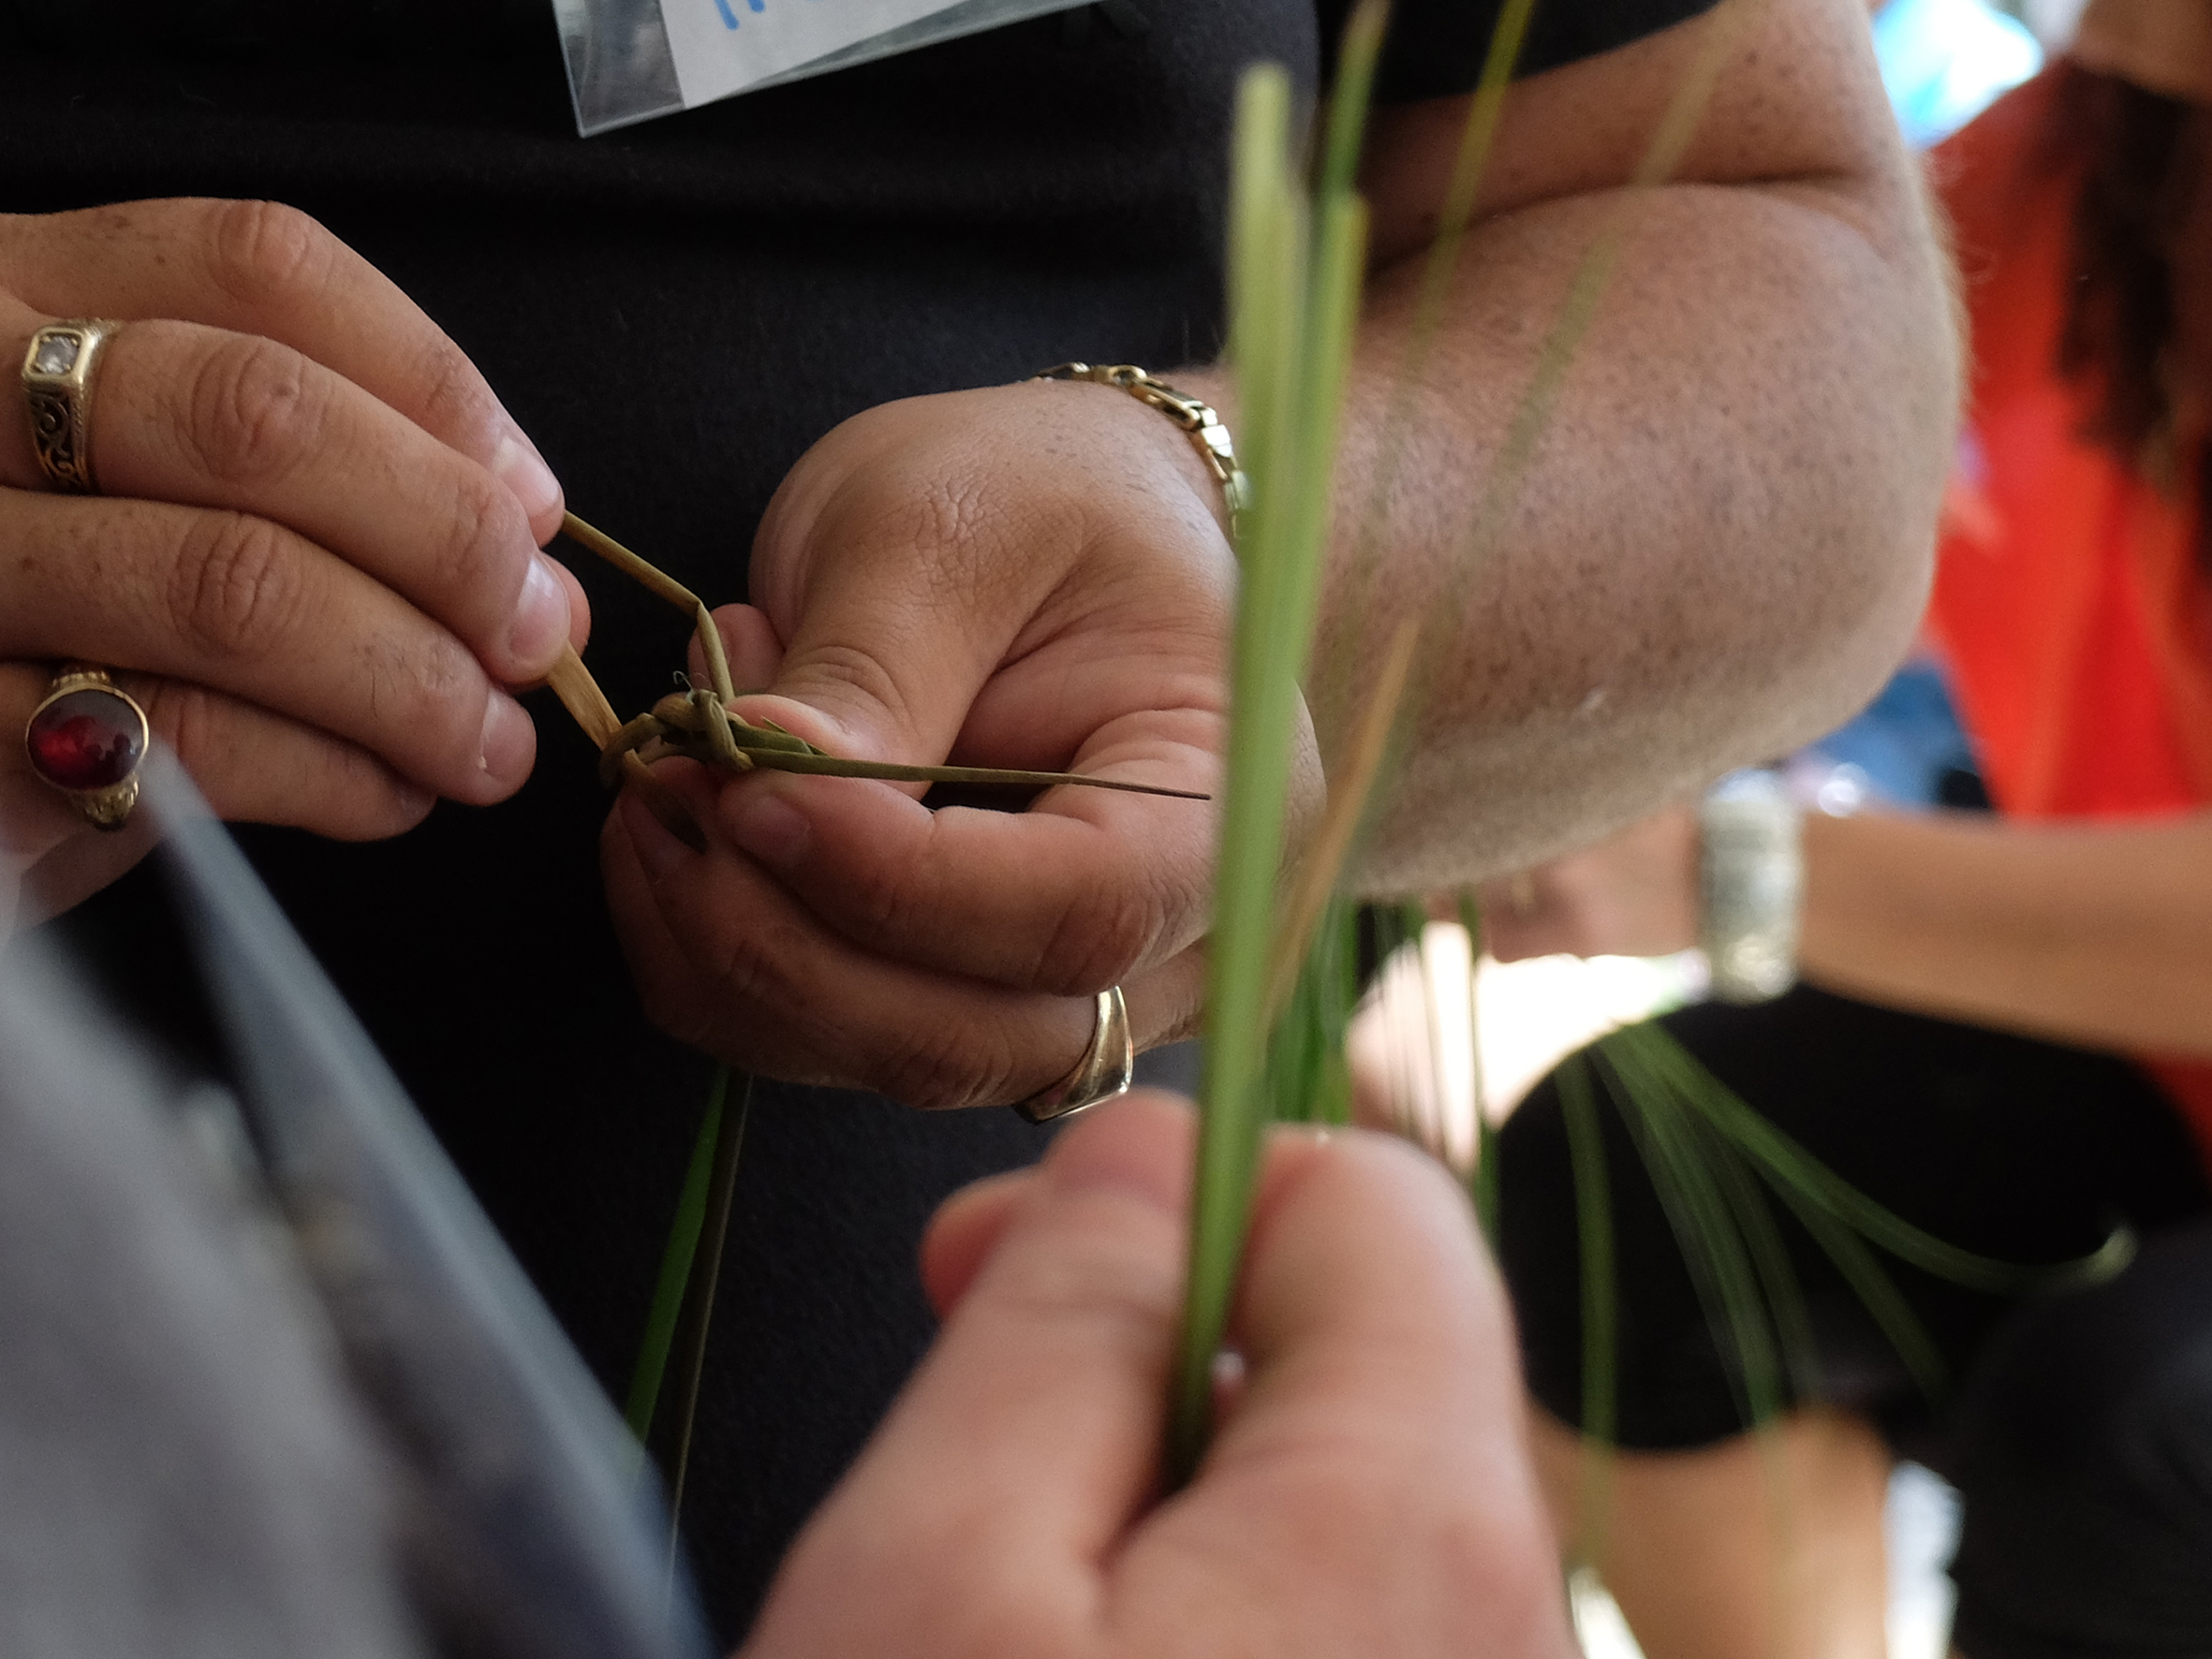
739,521 -> 1045,772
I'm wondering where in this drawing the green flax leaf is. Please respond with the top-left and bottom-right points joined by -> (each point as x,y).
625,1066 -> 730,1445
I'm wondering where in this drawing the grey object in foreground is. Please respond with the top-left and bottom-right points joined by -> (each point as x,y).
0,754 -> 710,1659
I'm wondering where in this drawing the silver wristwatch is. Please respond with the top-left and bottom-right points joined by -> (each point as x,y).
1699,769 -> 1803,1004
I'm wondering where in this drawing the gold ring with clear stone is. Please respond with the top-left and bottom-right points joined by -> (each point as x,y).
22,320 -> 121,494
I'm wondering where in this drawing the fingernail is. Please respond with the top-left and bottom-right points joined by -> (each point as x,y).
479,692 -> 534,788
492,433 -> 562,521
508,553 -> 571,668
727,789 -> 808,872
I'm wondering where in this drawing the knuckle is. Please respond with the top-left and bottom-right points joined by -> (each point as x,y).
181,332 -> 330,488
431,463 -> 526,616
406,333 -> 502,449
807,642 -> 915,735
700,924 -> 791,1023
359,628 -> 481,757
203,198 -> 338,309
169,512 -> 305,659
1034,874 -> 1157,994
875,1016 -> 1018,1111
680,914 -> 818,1064
836,834 -> 930,947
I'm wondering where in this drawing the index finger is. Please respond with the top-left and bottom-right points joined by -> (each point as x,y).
0,198 -> 563,536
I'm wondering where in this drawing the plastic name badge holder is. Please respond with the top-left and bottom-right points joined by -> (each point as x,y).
553,0 -> 1090,135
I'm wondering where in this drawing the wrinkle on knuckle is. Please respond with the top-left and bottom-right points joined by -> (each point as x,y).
170,512 -> 304,661
686,912 -> 824,1060
837,824 -> 933,946
407,332 -> 501,450
183,333 -> 330,490
876,1013 -> 1015,1111
362,630 -> 479,754
794,641 -> 917,742
699,913 -> 789,1009
435,465 -> 524,614
1035,873 -> 1155,994
204,199 -> 337,310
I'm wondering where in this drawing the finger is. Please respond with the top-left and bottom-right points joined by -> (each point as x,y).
919,1170 -> 1035,1319
0,489 -> 535,804
1,305 -> 570,683
602,784 -> 1099,1108
700,603 -> 785,693
1121,1130 -> 1571,1657
0,199 -> 566,538
3,658 -> 432,922
714,707 -> 1217,992
609,781 -> 1211,1107
1,658 -> 154,914
3,659 -> 432,840
842,1093 -> 1197,1560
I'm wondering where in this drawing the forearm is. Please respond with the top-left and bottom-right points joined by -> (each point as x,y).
1189,0 -> 1956,893
1799,810 -> 2212,1057
1336,178 -> 1948,890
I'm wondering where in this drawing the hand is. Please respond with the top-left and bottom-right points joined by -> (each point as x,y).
0,199 -> 588,929
1479,802 -> 1699,962
601,376 -> 1320,1109
740,1091 -> 1575,1659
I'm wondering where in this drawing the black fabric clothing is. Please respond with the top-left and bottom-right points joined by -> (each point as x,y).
0,0 -> 1717,1637
1948,1221 -> 2212,1659
1497,987 -> 2212,1657
1498,986 -> 2212,1452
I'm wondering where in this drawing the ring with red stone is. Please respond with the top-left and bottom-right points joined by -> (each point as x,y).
23,664 -> 148,832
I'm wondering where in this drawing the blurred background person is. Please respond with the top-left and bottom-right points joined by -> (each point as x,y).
1478,6 -> 2212,1655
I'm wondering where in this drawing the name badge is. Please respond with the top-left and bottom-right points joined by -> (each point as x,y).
554,0 -> 1088,136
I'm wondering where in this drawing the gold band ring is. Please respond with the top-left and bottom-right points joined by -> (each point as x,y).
1013,985 -> 1135,1124
21,322 -> 146,830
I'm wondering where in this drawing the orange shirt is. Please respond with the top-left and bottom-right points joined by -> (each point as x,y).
1926,70 -> 2212,1163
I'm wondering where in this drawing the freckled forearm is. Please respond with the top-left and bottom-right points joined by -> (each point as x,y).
1173,0 -> 1955,895
1313,165 -> 1954,893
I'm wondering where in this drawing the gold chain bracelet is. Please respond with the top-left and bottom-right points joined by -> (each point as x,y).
1035,362 -> 1250,536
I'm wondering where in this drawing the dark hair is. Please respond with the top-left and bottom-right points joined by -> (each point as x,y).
2043,62 -> 2212,506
